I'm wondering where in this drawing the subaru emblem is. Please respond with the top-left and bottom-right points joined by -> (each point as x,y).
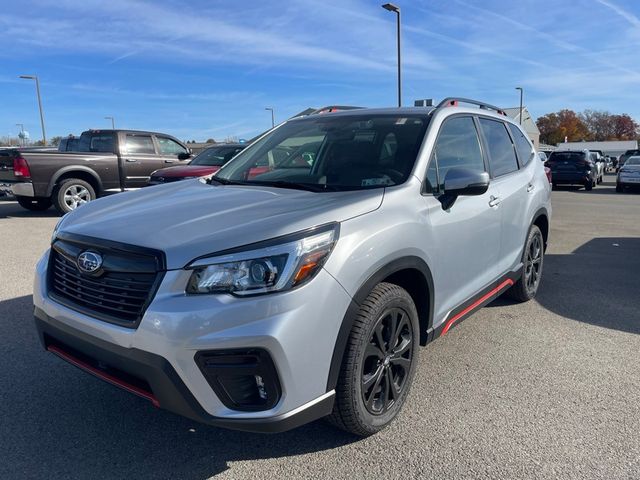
77,251 -> 103,273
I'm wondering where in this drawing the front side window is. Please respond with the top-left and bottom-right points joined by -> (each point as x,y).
157,137 -> 187,156
507,123 -> 534,166
216,114 -> 429,191
479,118 -> 519,177
191,146 -> 244,166
427,116 -> 485,193
125,135 -> 155,154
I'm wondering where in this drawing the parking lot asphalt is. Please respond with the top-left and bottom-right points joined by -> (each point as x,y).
0,173 -> 638,480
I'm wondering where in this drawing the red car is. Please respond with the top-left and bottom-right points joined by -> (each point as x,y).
148,144 -> 245,185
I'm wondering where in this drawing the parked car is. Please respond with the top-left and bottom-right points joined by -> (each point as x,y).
545,150 -> 597,190
616,156 -> 640,192
34,98 -> 551,436
148,144 -> 245,186
589,151 -> 605,184
602,155 -> 613,172
617,149 -> 640,171
610,155 -> 618,169
0,129 -> 192,214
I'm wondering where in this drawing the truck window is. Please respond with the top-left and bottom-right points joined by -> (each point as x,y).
125,135 -> 155,154
156,137 -> 187,156
77,133 -> 115,152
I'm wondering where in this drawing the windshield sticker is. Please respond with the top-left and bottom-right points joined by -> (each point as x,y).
395,118 -> 408,125
362,177 -> 394,187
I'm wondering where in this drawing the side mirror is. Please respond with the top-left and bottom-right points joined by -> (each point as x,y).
178,152 -> 191,161
440,168 -> 490,210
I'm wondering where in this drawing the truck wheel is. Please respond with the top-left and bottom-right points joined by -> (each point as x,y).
327,282 -> 419,436
53,178 -> 96,214
507,225 -> 544,303
584,181 -> 592,191
15,196 -> 52,211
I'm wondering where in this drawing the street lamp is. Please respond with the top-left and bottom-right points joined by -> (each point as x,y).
515,87 -> 524,125
382,3 -> 402,107
265,107 -> 275,128
105,116 -> 115,129
19,75 -> 46,145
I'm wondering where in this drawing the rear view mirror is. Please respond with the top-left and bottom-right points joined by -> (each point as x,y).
440,168 -> 490,210
178,152 -> 191,161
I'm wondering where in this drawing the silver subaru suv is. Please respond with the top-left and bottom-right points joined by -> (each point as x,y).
34,98 -> 551,436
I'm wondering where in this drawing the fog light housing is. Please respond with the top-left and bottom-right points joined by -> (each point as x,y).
195,349 -> 281,411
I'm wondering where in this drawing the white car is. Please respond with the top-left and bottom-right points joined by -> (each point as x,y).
616,156 -> 640,192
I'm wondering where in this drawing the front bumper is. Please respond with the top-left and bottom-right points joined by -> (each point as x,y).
34,249 -> 352,432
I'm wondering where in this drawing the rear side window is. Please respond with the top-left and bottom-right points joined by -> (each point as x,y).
427,116 -> 485,193
125,135 -> 155,154
156,137 -> 187,156
479,118 -> 519,177
507,123 -> 533,166
77,133 -> 114,152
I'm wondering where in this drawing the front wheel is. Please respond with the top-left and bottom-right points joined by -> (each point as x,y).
327,282 -> 419,436
53,178 -> 96,214
584,181 -> 593,191
15,196 -> 52,211
507,225 -> 544,302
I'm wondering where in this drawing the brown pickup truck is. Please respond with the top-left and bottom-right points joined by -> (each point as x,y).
0,129 -> 192,214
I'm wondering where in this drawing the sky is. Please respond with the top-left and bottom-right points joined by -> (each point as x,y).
1,0 -> 640,142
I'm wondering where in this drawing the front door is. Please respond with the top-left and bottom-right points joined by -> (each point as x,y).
422,115 -> 502,325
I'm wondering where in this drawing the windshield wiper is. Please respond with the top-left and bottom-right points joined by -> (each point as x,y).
249,180 -> 333,192
208,176 -> 246,186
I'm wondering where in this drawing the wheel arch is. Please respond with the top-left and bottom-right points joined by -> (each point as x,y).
326,256 -> 434,392
531,207 -> 550,251
47,167 -> 103,197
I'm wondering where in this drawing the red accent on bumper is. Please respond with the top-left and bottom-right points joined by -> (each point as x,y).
47,344 -> 160,407
441,279 -> 514,335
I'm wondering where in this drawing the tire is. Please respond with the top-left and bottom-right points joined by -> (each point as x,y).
584,181 -> 592,191
15,196 -> 52,211
507,225 -> 544,303
616,183 -> 623,193
53,178 -> 96,214
327,282 -> 419,436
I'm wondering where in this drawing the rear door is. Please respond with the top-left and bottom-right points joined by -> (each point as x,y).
423,115 -> 502,322
477,118 -> 528,275
154,136 -> 191,167
120,133 -> 160,188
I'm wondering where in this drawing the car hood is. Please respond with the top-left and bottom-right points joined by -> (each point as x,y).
59,180 -> 384,269
151,165 -> 221,177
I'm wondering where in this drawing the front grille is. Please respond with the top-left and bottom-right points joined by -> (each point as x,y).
48,236 -> 164,328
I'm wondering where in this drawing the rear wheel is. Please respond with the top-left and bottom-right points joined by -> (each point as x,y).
53,178 -> 96,214
327,282 -> 419,436
616,183 -> 623,193
584,181 -> 592,191
508,225 -> 544,303
15,195 -> 52,211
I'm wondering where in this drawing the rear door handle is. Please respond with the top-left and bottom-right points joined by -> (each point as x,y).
489,195 -> 502,207
527,183 -> 535,193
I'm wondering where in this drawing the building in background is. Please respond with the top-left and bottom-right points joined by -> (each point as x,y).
504,107 -> 540,148
554,140 -> 638,157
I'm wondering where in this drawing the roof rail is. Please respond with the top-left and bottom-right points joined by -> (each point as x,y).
311,105 -> 365,115
436,97 -> 507,116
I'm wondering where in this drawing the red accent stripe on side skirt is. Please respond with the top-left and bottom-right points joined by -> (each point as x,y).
47,345 -> 160,407
441,279 -> 514,336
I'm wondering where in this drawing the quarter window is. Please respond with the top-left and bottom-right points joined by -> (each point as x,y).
479,119 -> 519,177
125,135 -> 155,154
507,123 -> 534,166
427,116 -> 485,193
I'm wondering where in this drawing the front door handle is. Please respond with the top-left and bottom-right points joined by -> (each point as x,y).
527,183 -> 535,193
164,160 -> 175,164
489,195 -> 502,207
125,158 -> 137,163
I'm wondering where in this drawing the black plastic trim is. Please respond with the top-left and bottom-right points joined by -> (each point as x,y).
326,256 -> 434,391
34,310 -> 334,433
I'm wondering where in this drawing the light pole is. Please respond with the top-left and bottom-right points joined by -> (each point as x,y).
19,75 -> 46,145
105,116 -> 115,129
16,123 -> 24,146
382,3 -> 402,107
265,107 -> 275,128
515,87 -> 523,125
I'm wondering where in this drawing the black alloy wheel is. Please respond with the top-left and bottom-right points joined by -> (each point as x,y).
361,307 -> 413,415
524,229 -> 543,296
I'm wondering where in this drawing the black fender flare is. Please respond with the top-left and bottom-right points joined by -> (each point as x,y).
326,256 -> 434,392
47,166 -> 103,197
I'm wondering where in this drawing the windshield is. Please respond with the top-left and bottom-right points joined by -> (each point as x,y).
625,157 -> 640,166
215,114 -> 429,191
190,145 -> 244,166
548,152 -> 587,162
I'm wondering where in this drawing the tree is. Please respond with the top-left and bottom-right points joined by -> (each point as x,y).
580,110 -> 615,141
205,138 -> 216,144
49,136 -> 63,147
537,109 -> 589,144
611,114 -> 638,140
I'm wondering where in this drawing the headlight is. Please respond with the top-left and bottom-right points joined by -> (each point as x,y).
186,224 -> 339,295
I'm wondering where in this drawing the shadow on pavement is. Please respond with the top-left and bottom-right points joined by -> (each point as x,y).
0,199 -> 60,218
492,237 -> 640,334
0,295 -> 357,480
